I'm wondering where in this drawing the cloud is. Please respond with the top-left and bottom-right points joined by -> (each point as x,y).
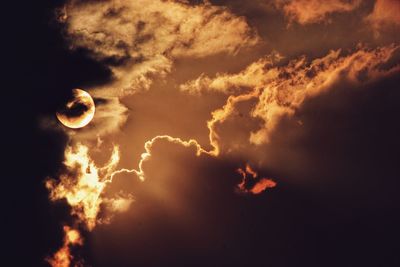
45,133 -> 209,230
180,52 -> 284,95
44,2 -> 400,265
46,226 -> 83,267
274,0 -> 361,25
365,0 -> 400,34
46,0 -> 258,258
53,0 -> 259,144
60,0 -> 259,97
182,45 -> 400,150
45,143 -> 132,230
44,133 -> 217,264
51,96 -> 128,143
237,164 -> 276,194
70,96 -> 128,140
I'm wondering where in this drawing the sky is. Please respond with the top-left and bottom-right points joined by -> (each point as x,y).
4,0 -> 400,266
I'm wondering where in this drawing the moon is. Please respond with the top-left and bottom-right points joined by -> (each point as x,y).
56,89 -> 95,129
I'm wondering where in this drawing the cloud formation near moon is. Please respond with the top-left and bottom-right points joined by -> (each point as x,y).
56,88 -> 95,129
38,1 -> 400,266
59,0 -> 258,97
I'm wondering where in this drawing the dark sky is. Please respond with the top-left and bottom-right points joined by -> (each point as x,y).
4,1 -> 400,267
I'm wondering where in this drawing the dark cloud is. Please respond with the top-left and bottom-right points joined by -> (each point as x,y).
85,86 -> 400,266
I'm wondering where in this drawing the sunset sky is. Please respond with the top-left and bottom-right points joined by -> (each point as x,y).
5,0 -> 400,266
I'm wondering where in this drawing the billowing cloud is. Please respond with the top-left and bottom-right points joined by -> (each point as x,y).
45,143 -> 132,230
182,45 -> 400,149
365,0 -> 400,34
46,226 -> 83,267
274,0 -> 361,25
54,0 -> 259,145
45,135 -> 209,240
60,0 -> 259,97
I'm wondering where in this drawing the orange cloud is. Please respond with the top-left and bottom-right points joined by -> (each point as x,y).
53,0 -> 260,146
45,135 -> 211,265
182,45 -> 400,149
366,0 -> 400,34
46,134 -> 211,231
206,91 -> 259,156
45,143 -> 133,230
251,179 -> 277,194
59,0 -> 258,97
275,0 -> 361,25
45,3 -> 400,265
46,226 -> 83,267
181,53 -> 283,95
237,164 -> 276,195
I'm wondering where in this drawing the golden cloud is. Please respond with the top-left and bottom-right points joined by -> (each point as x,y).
45,135 -> 212,265
44,2 -> 400,265
45,134 -> 209,232
46,226 -> 83,267
60,0 -> 259,97
182,45 -> 400,149
45,143 -> 132,230
365,0 -> 400,34
274,0 -> 361,25
180,52 -> 283,95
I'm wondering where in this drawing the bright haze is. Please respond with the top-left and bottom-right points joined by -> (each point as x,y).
5,0 -> 400,267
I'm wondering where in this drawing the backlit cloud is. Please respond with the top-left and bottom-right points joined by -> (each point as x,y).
60,0 -> 258,96
365,0 -> 400,34
37,1 -> 400,266
274,0 -> 361,25
182,45 -> 400,148
237,164 -> 276,195
46,226 -> 83,267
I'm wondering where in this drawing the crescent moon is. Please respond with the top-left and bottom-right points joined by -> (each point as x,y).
56,89 -> 95,129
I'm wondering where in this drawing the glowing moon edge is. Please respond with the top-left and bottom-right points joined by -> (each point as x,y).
56,89 -> 95,129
